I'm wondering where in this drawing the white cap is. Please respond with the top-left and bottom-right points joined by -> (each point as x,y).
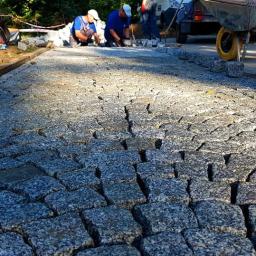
123,4 -> 132,17
88,9 -> 100,20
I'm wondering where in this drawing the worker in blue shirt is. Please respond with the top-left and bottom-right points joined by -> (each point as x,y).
105,4 -> 132,47
70,9 -> 100,47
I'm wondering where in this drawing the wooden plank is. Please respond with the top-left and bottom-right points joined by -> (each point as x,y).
0,48 -> 49,77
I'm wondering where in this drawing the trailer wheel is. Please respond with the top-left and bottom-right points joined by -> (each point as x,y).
216,27 -> 243,61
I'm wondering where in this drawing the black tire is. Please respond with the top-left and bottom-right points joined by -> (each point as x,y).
176,25 -> 187,44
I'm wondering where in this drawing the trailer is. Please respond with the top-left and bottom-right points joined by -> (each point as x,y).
200,0 -> 256,60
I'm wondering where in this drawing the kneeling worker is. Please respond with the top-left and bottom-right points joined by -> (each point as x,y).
70,10 -> 100,47
105,4 -> 132,47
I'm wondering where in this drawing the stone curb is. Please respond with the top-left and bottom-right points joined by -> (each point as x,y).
0,48 -> 49,77
156,47 -> 255,79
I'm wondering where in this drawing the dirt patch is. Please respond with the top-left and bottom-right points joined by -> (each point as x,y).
0,45 -> 39,65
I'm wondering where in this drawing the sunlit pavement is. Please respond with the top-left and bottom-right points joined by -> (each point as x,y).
164,36 -> 256,76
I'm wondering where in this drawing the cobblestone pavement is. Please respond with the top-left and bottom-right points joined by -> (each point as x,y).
0,47 -> 256,255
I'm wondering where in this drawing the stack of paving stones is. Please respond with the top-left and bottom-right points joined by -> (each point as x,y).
0,47 -> 256,255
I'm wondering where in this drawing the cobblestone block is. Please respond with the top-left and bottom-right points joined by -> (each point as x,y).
193,201 -> 246,236
226,61 -> 244,78
0,191 -> 26,206
37,158 -> 81,176
133,129 -> 166,139
200,141 -> 241,154
145,178 -> 189,204
95,131 -> 132,140
175,162 -> 208,180
210,59 -> 226,73
80,150 -> 140,169
140,231 -> 193,256
0,157 -> 23,170
184,228 -> 255,256
125,137 -> 156,151
236,183 -> 256,205
161,139 -> 200,152
0,232 -> 33,256
104,183 -> 146,209
212,163 -> 253,183
248,205 -> 256,245
137,162 -> 175,181
177,49 -> 189,60
137,162 -> 175,180
77,245 -> 140,256
250,172 -> 256,182
16,150 -> 59,165
99,163 -> 136,185
134,202 -> 198,235
0,165 -> 45,188
57,168 -> 100,191
0,144 -> 30,158
86,139 -> 124,153
146,149 -> 182,165
190,180 -> 231,203
45,187 -> 106,214
82,206 -> 142,245
0,203 -> 53,230
185,151 -> 225,165
11,176 -> 65,201
22,213 -> 93,256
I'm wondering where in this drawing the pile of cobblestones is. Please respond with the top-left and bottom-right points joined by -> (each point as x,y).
0,47 -> 255,255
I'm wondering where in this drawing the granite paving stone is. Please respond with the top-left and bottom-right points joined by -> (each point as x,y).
134,202 -> 198,235
145,178 -> 189,204
94,131 -> 132,140
45,187 -> 107,214
79,150 -> 140,169
136,162 -> 175,181
82,206 -> 142,245
236,183 -> 256,205
77,245 -> 141,256
213,154 -> 256,182
184,228 -> 255,256
125,137 -> 156,151
0,203 -> 53,230
103,183 -> 146,209
22,213 -> 93,256
175,161 -> 209,180
140,231 -> 193,256
85,139 -> 124,153
0,157 -> 23,170
37,158 -> 81,176
57,168 -> 100,191
0,191 -> 26,206
248,205 -> 256,245
212,163 -> 254,183
185,151 -> 225,165
250,171 -> 256,182
0,165 -> 45,188
193,200 -> 247,236
190,179 -> 231,203
16,150 -> 59,165
0,232 -> 33,256
10,176 -> 65,201
160,139 -> 200,152
99,163 -> 137,185
145,149 -> 182,165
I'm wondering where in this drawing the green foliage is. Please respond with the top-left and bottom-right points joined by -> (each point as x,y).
0,0 -> 140,27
